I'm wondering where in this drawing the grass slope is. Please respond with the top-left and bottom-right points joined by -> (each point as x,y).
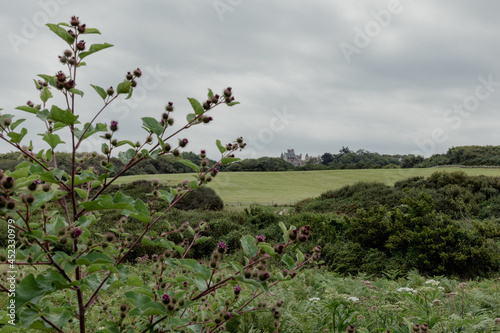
116,168 -> 500,205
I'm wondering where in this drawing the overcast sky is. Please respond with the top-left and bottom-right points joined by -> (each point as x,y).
1,1 -> 500,160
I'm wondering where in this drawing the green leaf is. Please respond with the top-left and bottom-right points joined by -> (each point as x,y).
158,190 -> 175,203
77,62 -> 86,67
44,309 -> 72,329
42,133 -> 65,149
230,261 -> 244,274
221,157 -> 240,165
126,275 -> 143,287
40,86 -> 53,103
40,171 -> 59,184
0,325 -> 20,332
74,188 -> 88,199
258,243 -> 276,256
242,278 -> 266,292
296,249 -> 305,264
46,23 -> 75,45
282,254 -> 296,270
114,140 -> 136,147
186,113 -> 197,123
141,117 -> 164,136
240,235 -> 258,258
150,149 -> 160,160
195,236 -> 211,244
227,101 -> 240,106
279,222 -> 287,234
125,87 -> 134,100
38,74 -> 56,88
79,193 -> 135,212
7,128 -> 27,144
53,121 -> 68,131
178,159 -> 200,173
188,97 -> 204,115
91,84 -> 107,100
76,252 -> 114,265
125,291 -> 165,316
10,118 -> 26,131
33,79 -> 42,90
16,270 -> 72,310
79,43 -> 113,59
279,221 -> 288,242
36,109 -> 49,121
118,148 -> 136,164
15,105 -> 39,114
207,88 -> 214,98
70,88 -> 84,97
74,122 -> 108,141
216,139 -> 226,154
177,259 -> 211,280
84,28 -> 101,34
116,80 -> 132,94
47,105 -> 79,125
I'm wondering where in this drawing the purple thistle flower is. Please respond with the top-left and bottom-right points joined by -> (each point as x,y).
234,285 -> 241,295
217,241 -> 228,254
73,228 -> 82,238
110,120 -> 119,132
256,235 -> 265,243
161,294 -> 170,304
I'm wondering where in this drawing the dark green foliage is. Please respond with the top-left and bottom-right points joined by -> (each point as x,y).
298,171 -> 500,219
295,182 -> 403,214
105,180 -> 223,211
176,186 -> 223,211
401,154 -> 424,168
295,171 -> 500,278
0,151 -> 214,175
419,145 -> 500,167
244,204 -> 279,227
219,156 -> 295,172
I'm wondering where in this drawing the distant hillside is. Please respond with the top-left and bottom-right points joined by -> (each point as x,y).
420,145 -> 500,167
1,145 -> 500,174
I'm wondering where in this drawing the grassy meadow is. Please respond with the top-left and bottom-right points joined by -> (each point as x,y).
116,167 -> 500,205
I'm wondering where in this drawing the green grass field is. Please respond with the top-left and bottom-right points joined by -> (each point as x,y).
116,167 -> 500,206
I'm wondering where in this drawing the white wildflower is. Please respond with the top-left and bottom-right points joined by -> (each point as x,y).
308,297 -> 320,302
346,296 -> 359,302
425,279 -> 440,286
396,287 -> 417,293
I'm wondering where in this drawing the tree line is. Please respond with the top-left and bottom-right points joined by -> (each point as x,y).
0,145 -> 499,174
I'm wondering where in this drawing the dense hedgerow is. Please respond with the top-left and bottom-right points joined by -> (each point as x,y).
42,175 -> 499,278
294,171 -> 500,278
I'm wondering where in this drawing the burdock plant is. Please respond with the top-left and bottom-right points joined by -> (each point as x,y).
0,16 -> 320,333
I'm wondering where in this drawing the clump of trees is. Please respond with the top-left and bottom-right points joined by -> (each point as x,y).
295,171 -> 500,277
3,145 -> 500,175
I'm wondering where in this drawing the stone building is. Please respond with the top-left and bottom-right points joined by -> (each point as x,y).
280,149 -> 318,167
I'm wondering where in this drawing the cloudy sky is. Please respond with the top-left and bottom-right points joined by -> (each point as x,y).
1,1 -> 499,160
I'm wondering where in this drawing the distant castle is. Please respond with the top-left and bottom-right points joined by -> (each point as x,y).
280,149 -> 319,167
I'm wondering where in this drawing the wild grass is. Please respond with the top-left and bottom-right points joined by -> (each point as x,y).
115,168 -> 500,206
